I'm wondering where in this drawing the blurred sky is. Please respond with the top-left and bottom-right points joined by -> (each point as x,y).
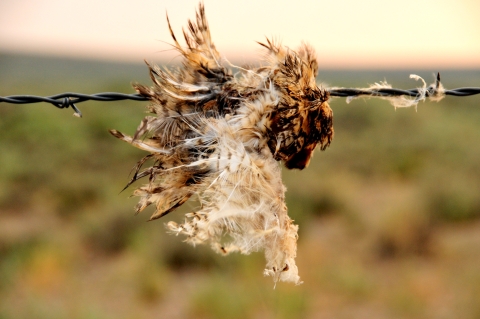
0,0 -> 479,69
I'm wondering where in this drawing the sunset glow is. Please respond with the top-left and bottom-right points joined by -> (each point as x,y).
1,0 -> 479,69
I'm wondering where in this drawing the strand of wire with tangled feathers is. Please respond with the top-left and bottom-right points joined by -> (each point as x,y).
1,73 -> 479,117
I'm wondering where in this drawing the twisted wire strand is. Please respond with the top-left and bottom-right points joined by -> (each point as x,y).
1,86 -> 480,117
328,87 -> 480,97
0,92 -> 149,117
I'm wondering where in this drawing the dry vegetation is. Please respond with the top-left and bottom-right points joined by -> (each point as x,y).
1,54 -> 480,318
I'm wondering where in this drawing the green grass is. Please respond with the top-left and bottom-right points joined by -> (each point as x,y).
1,52 -> 480,318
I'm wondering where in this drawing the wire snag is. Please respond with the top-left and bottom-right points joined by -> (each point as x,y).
57,97 -> 82,118
70,103 -> 82,118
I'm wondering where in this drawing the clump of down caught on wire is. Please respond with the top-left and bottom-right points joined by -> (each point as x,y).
109,2 -> 333,285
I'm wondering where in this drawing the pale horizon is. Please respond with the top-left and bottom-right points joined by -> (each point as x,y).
1,0 -> 479,69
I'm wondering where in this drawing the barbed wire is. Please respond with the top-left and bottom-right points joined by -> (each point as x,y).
0,92 -> 149,118
1,75 -> 479,117
329,87 -> 480,97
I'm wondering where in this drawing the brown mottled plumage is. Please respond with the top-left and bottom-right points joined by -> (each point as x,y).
110,3 -> 333,284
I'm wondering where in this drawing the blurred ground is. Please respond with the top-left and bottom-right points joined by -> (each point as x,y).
1,53 -> 480,319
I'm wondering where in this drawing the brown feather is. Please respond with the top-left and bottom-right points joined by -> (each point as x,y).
110,2 -> 334,284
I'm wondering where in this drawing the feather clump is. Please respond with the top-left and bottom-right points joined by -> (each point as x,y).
110,3 -> 333,284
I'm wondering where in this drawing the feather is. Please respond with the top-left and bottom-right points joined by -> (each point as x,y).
110,2 -> 334,285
